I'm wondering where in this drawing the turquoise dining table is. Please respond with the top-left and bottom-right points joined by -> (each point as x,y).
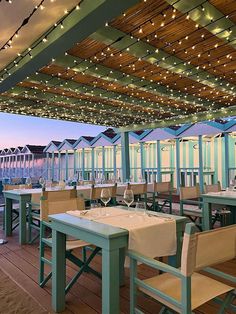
50,209 -> 187,313
202,191 -> 236,230
3,188 -> 42,244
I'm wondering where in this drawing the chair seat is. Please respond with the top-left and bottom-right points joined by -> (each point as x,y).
184,208 -> 202,217
31,214 -> 40,220
44,238 -> 90,250
140,272 -> 233,313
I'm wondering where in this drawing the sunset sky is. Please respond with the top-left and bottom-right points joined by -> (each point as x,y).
0,113 -> 106,149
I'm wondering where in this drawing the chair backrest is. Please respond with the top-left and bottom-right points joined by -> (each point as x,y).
181,223 -> 236,276
153,181 -> 172,193
11,177 -> 22,184
78,180 -> 95,186
40,191 -> 85,221
3,184 -> 32,191
90,184 -> 117,200
179,184 -> 200,200
31,193 -> 41,204
204,181 -> 221,193
128,183 -> 147,195
42,188 -> 77,201
58,180 -> 66,189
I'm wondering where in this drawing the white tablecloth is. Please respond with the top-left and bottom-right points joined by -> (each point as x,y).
67,207 -> 176,258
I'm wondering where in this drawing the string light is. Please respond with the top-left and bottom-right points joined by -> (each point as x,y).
0,0 -> 46,52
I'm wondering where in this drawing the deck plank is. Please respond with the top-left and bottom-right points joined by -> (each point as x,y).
0,227 -> 235,314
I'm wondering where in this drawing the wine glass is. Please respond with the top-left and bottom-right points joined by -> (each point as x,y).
129,175 -> 133,183
100,188 -> 111,207
123,189 -> 134,209
39,177 -> 45,189
25,177 -> 32,188
138,174 -> 143,182
100,189 -> 111,216
46,179 -> 52,189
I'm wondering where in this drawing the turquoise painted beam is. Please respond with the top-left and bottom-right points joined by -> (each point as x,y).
58,152 -> 61,181
113,145 -> 117,178
82,148 -> 85,180
198,135 -> 204,193
0,0 -> 140,92
166,0 -> 236,50
51,152 -> 55,180
65,151 -> 69,181
121,132 -> 130,182
91,148 -> 95,179
224,133 -> 229,187
116,105 -> 236,132
214,138 -> 218,183
140,142 -> 144,178
176,138 -> 180,193
73,150 -> 77,175
46,152 -> 49,180
91,26 -> 235,96
102,146 -> 105,177
156,140 -> 161,182
55,54 -> 223,112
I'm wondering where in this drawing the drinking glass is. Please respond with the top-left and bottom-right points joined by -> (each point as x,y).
123,189 -> 134,208
135,202 -> 146,216
46,179 -> 52,189
39,177 -> 45,188
138,174 -> 143,182
25,177 -> 32,188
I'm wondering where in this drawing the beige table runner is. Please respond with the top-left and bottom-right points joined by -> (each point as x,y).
67,207 -> 176,258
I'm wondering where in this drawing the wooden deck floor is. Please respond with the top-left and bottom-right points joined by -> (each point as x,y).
0,224 -> 235,313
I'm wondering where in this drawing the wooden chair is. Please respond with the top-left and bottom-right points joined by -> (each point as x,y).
204,181 -> 231,227
147,181 -> 172,213
11,177 -> 22,185
28,192 -> 42,243
78,180 -> 95,186
128,183 -> 147,207
39,189 -> 101,293
128,223 -> 236,314
179,184 -> 203,230
90,183 -> 117,205
28,188 -> 78,243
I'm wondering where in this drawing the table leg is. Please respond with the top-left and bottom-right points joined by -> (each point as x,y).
168,221 -> 183,267
19,198 -> 28,244
203,201 -> 211,231
102,248 -> 120,314
52,229 -> 66,312
119,247 -> 126,286
5,197 -> 12,236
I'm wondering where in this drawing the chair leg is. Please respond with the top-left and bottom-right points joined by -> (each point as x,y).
28,208 -> 32,243
65,246 -> 101,294
130,258 -> 138,314
39,223 -> 46,286
218,291 -> 235,314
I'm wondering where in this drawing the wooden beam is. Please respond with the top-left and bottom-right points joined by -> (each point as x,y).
0,0 -> 140,93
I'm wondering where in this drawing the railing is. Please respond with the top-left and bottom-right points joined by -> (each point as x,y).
179,167 -> 215,187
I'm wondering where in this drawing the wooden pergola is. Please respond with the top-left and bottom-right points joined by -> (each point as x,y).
0,0 -> 235,181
